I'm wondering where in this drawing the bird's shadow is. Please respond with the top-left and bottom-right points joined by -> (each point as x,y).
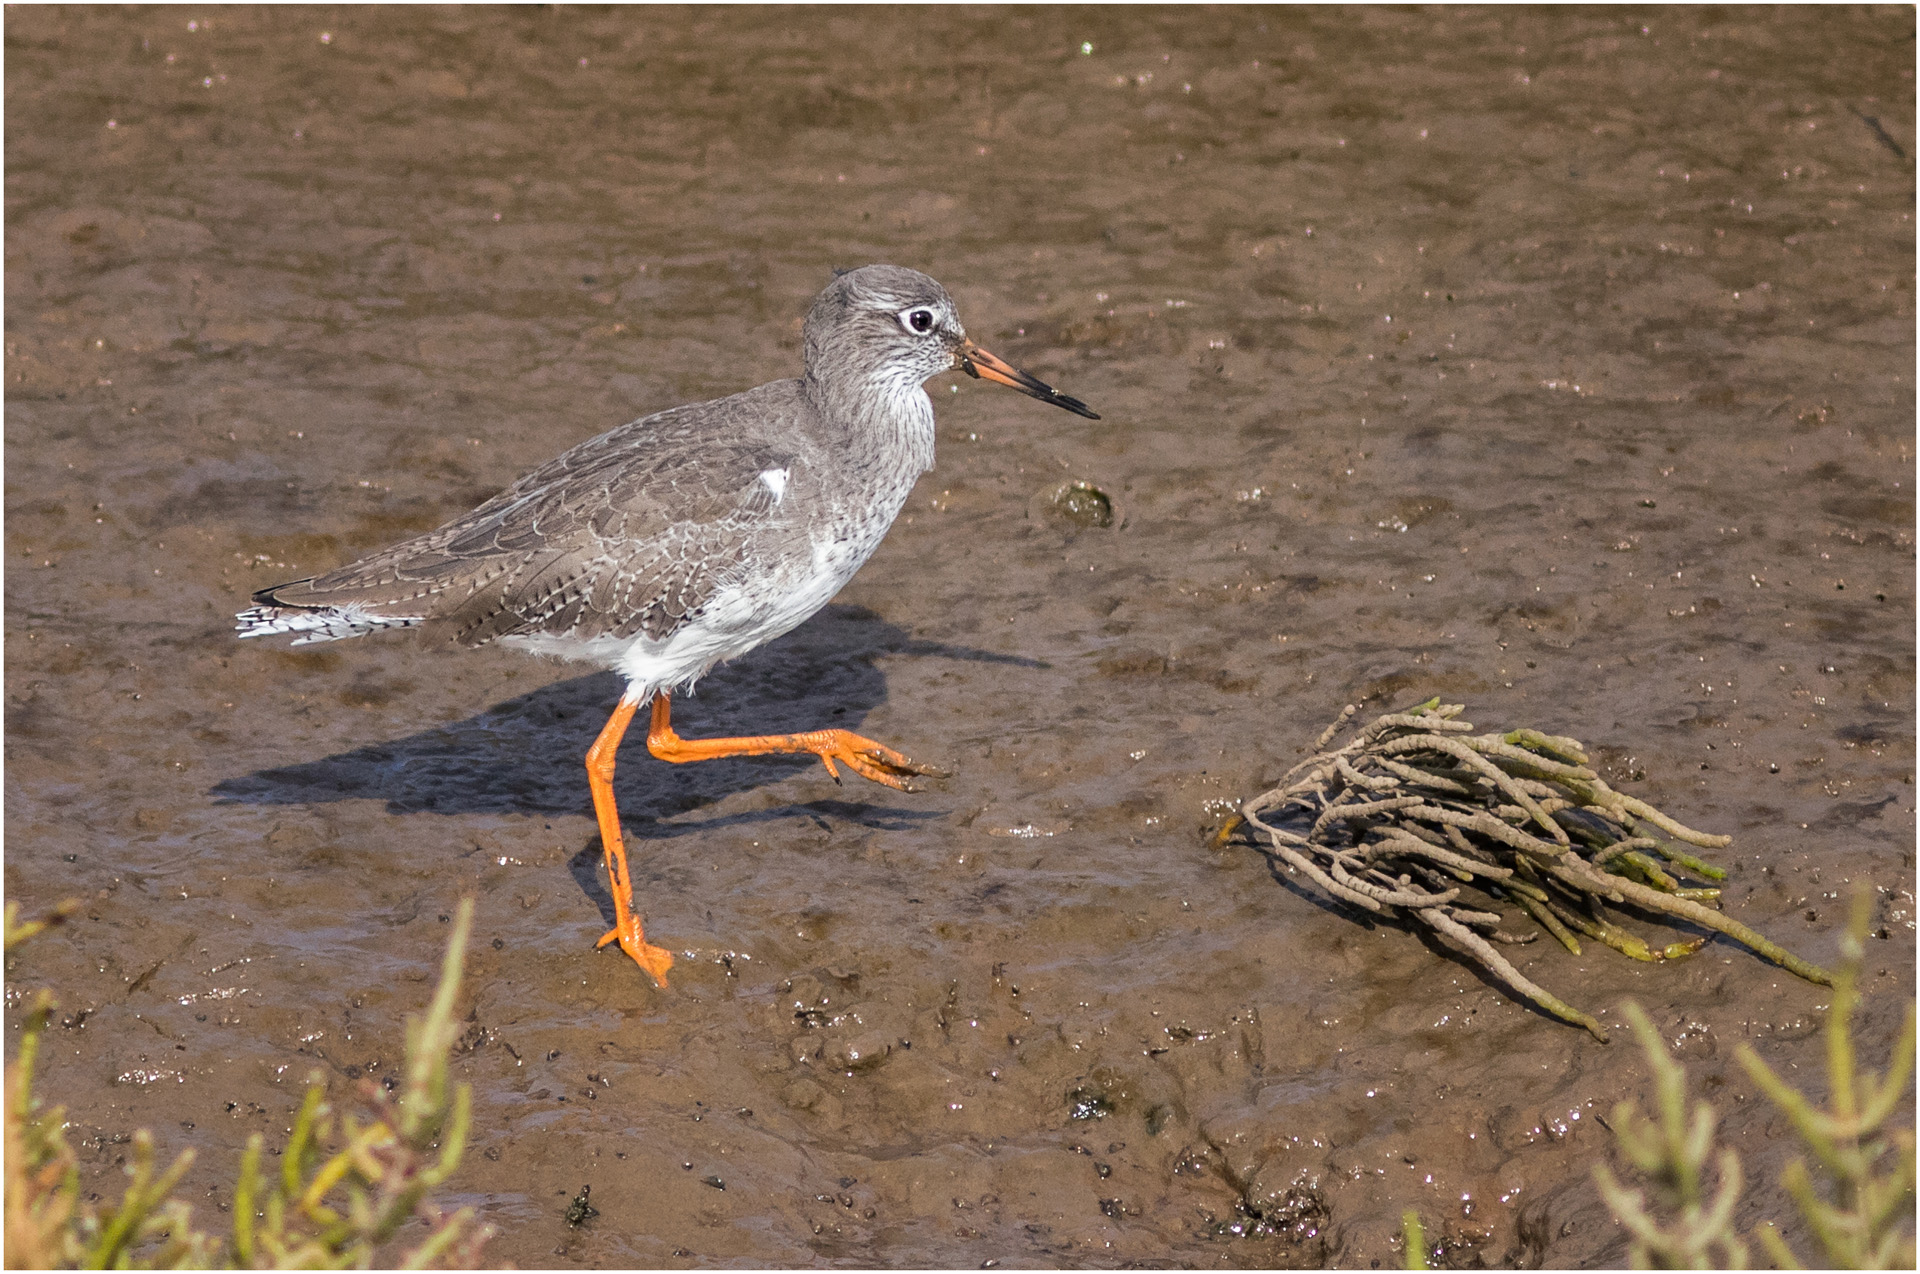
212,604 -> 1038,838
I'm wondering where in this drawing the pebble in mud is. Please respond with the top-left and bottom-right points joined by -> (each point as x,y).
1067,1086 -> 1117,1121
1041,479 -> 1115,528
1237,1165 -> 1330,1242
563,1184 -> 597,1227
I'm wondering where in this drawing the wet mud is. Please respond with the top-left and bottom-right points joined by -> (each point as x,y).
6,6 -> 1913,1267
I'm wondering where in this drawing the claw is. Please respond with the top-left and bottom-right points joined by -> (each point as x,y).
838,743 -> 944,791
598,916 -> 673,988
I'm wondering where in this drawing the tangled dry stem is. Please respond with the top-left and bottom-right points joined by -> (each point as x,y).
1238,700 -> 1832,1041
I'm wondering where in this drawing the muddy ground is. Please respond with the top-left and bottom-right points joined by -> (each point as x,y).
6,6 -> 1914,1268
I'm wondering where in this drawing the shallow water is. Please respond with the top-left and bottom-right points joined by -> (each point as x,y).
6,6 -> 1913,1267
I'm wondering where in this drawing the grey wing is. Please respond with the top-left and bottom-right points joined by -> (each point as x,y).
249,421 -> 795,649
437,441 -> 793,646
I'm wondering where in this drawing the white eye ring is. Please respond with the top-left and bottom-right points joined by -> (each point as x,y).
898,307 -> 938,336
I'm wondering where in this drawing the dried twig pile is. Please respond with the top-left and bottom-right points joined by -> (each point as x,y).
1237,699 -> 1831,1041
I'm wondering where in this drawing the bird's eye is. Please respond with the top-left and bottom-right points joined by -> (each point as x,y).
898,307 -> 937,335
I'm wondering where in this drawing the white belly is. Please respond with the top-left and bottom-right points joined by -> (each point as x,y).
508,496 -> 903,697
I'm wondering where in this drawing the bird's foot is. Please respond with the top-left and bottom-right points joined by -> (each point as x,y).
812,731 -> 945,791
642,700 -> 945,791
597,915 -> 674,987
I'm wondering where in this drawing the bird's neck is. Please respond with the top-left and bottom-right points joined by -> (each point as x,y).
804,369 -> 937,477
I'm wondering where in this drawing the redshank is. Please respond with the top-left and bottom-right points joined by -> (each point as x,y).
236,265 -> 1097,986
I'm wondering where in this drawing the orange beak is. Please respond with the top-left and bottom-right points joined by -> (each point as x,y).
957,342 -> 1100,419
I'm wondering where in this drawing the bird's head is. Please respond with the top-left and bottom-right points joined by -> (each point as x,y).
804,264 -> 1099,419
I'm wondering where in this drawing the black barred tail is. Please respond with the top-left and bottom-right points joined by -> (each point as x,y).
235,581 -> 425,645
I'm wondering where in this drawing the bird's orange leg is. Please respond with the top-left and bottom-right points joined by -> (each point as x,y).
645,691 -> 939,791
586,697 -> 674,987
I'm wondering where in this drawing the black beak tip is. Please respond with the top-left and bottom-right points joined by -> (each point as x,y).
960,351 -> 1099,418
1043,387 -> 1100,419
